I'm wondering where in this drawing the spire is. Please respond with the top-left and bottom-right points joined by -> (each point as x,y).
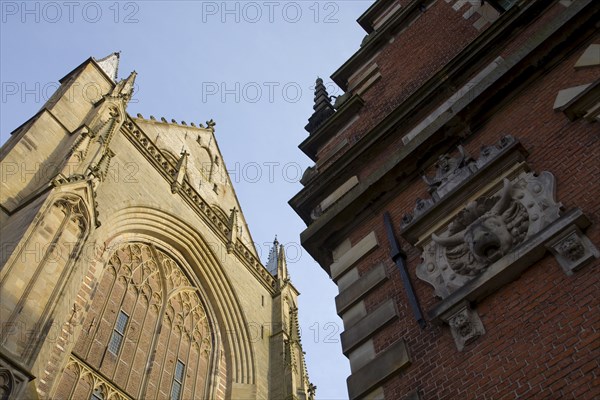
305,77 -> 336,134
277,243 -> 289,281
266,236 -> 279,276
111,70 -> 137,102
94,51 -> 120,81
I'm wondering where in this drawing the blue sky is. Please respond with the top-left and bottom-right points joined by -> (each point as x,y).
1,1 -> 374,398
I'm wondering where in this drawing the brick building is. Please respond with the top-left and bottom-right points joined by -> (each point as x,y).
291,1 -> 599,399
0,53 -> 314,400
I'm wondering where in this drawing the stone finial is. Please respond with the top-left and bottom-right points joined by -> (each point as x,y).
110,70 -> 136,102
227,207 -> 239,253
171,149 -> 189,194
305,77 -> 335,134
277,241 -> 289,281
266,236 -> 279,276
313,78 -> 331,112
206,119 -> 216,131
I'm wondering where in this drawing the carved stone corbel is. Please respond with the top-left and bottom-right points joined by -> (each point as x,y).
546,226 -> 600,275
441,301 -> 485,351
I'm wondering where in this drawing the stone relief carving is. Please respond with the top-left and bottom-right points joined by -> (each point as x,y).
433,179 -> 529,275
0,360 -> 30,400
0,368 -> 14,400
404,137 -> 598,351
556,232 -> 585,261
547,227 -> 600,275
446,303 -> 485,352
417,171 -> 562,299
422,146 -> 477,201
403,136 -> 516,228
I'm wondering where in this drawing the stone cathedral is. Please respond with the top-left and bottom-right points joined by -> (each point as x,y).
0,53 -> 314,400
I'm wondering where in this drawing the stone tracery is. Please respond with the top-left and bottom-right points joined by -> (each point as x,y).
54,242 -> 214,400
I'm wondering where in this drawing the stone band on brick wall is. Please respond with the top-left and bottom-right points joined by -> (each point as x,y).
335,263 -> 388,315
341,299 -> 398,356
346,339 -> 411,400
330,231 -> 379,281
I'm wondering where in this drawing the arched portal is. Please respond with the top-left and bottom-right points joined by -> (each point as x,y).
49,206 -> 256,399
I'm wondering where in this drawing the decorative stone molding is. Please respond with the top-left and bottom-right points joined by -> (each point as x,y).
553,42 -> 600,122
335,263 -> 388,315
0,352 -> 34,400
575,43 -> 600,68
422,145 -> 477,202
555,79 -> 600,123
443,302 -> 485,352
444,0 -> 501,31
65,355 -> 133,400
317,176 -> 359,216
0,368 -> 13,400
121,117 -> 276,291
341,299 -> 398,356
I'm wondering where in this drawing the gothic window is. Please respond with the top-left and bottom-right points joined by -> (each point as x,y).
54,242 -> 214,399
90,388 -> 104,400
108,310 -> 129,355
171,360 -> 185,400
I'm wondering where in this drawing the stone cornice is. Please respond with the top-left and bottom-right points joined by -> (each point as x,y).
559,78 -> 600,122
121,116 -> 277,293
357,0 -> 397,34
294,0 -> 598,267
298,94 -> 364,162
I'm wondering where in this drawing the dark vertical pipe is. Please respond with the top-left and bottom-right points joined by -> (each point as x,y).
383,212 -> 426,329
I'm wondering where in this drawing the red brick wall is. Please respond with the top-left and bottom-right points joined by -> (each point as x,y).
336,26 -> 599,400
317,0 -> 485,171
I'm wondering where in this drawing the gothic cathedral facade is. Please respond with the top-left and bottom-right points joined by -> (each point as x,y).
0,53 -> 314,400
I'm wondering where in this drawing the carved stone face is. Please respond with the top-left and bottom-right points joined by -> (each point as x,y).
464,215 -> 513,263
449,311 -> 472,337
432,179 -> 530,276
438,155 -> 450,172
